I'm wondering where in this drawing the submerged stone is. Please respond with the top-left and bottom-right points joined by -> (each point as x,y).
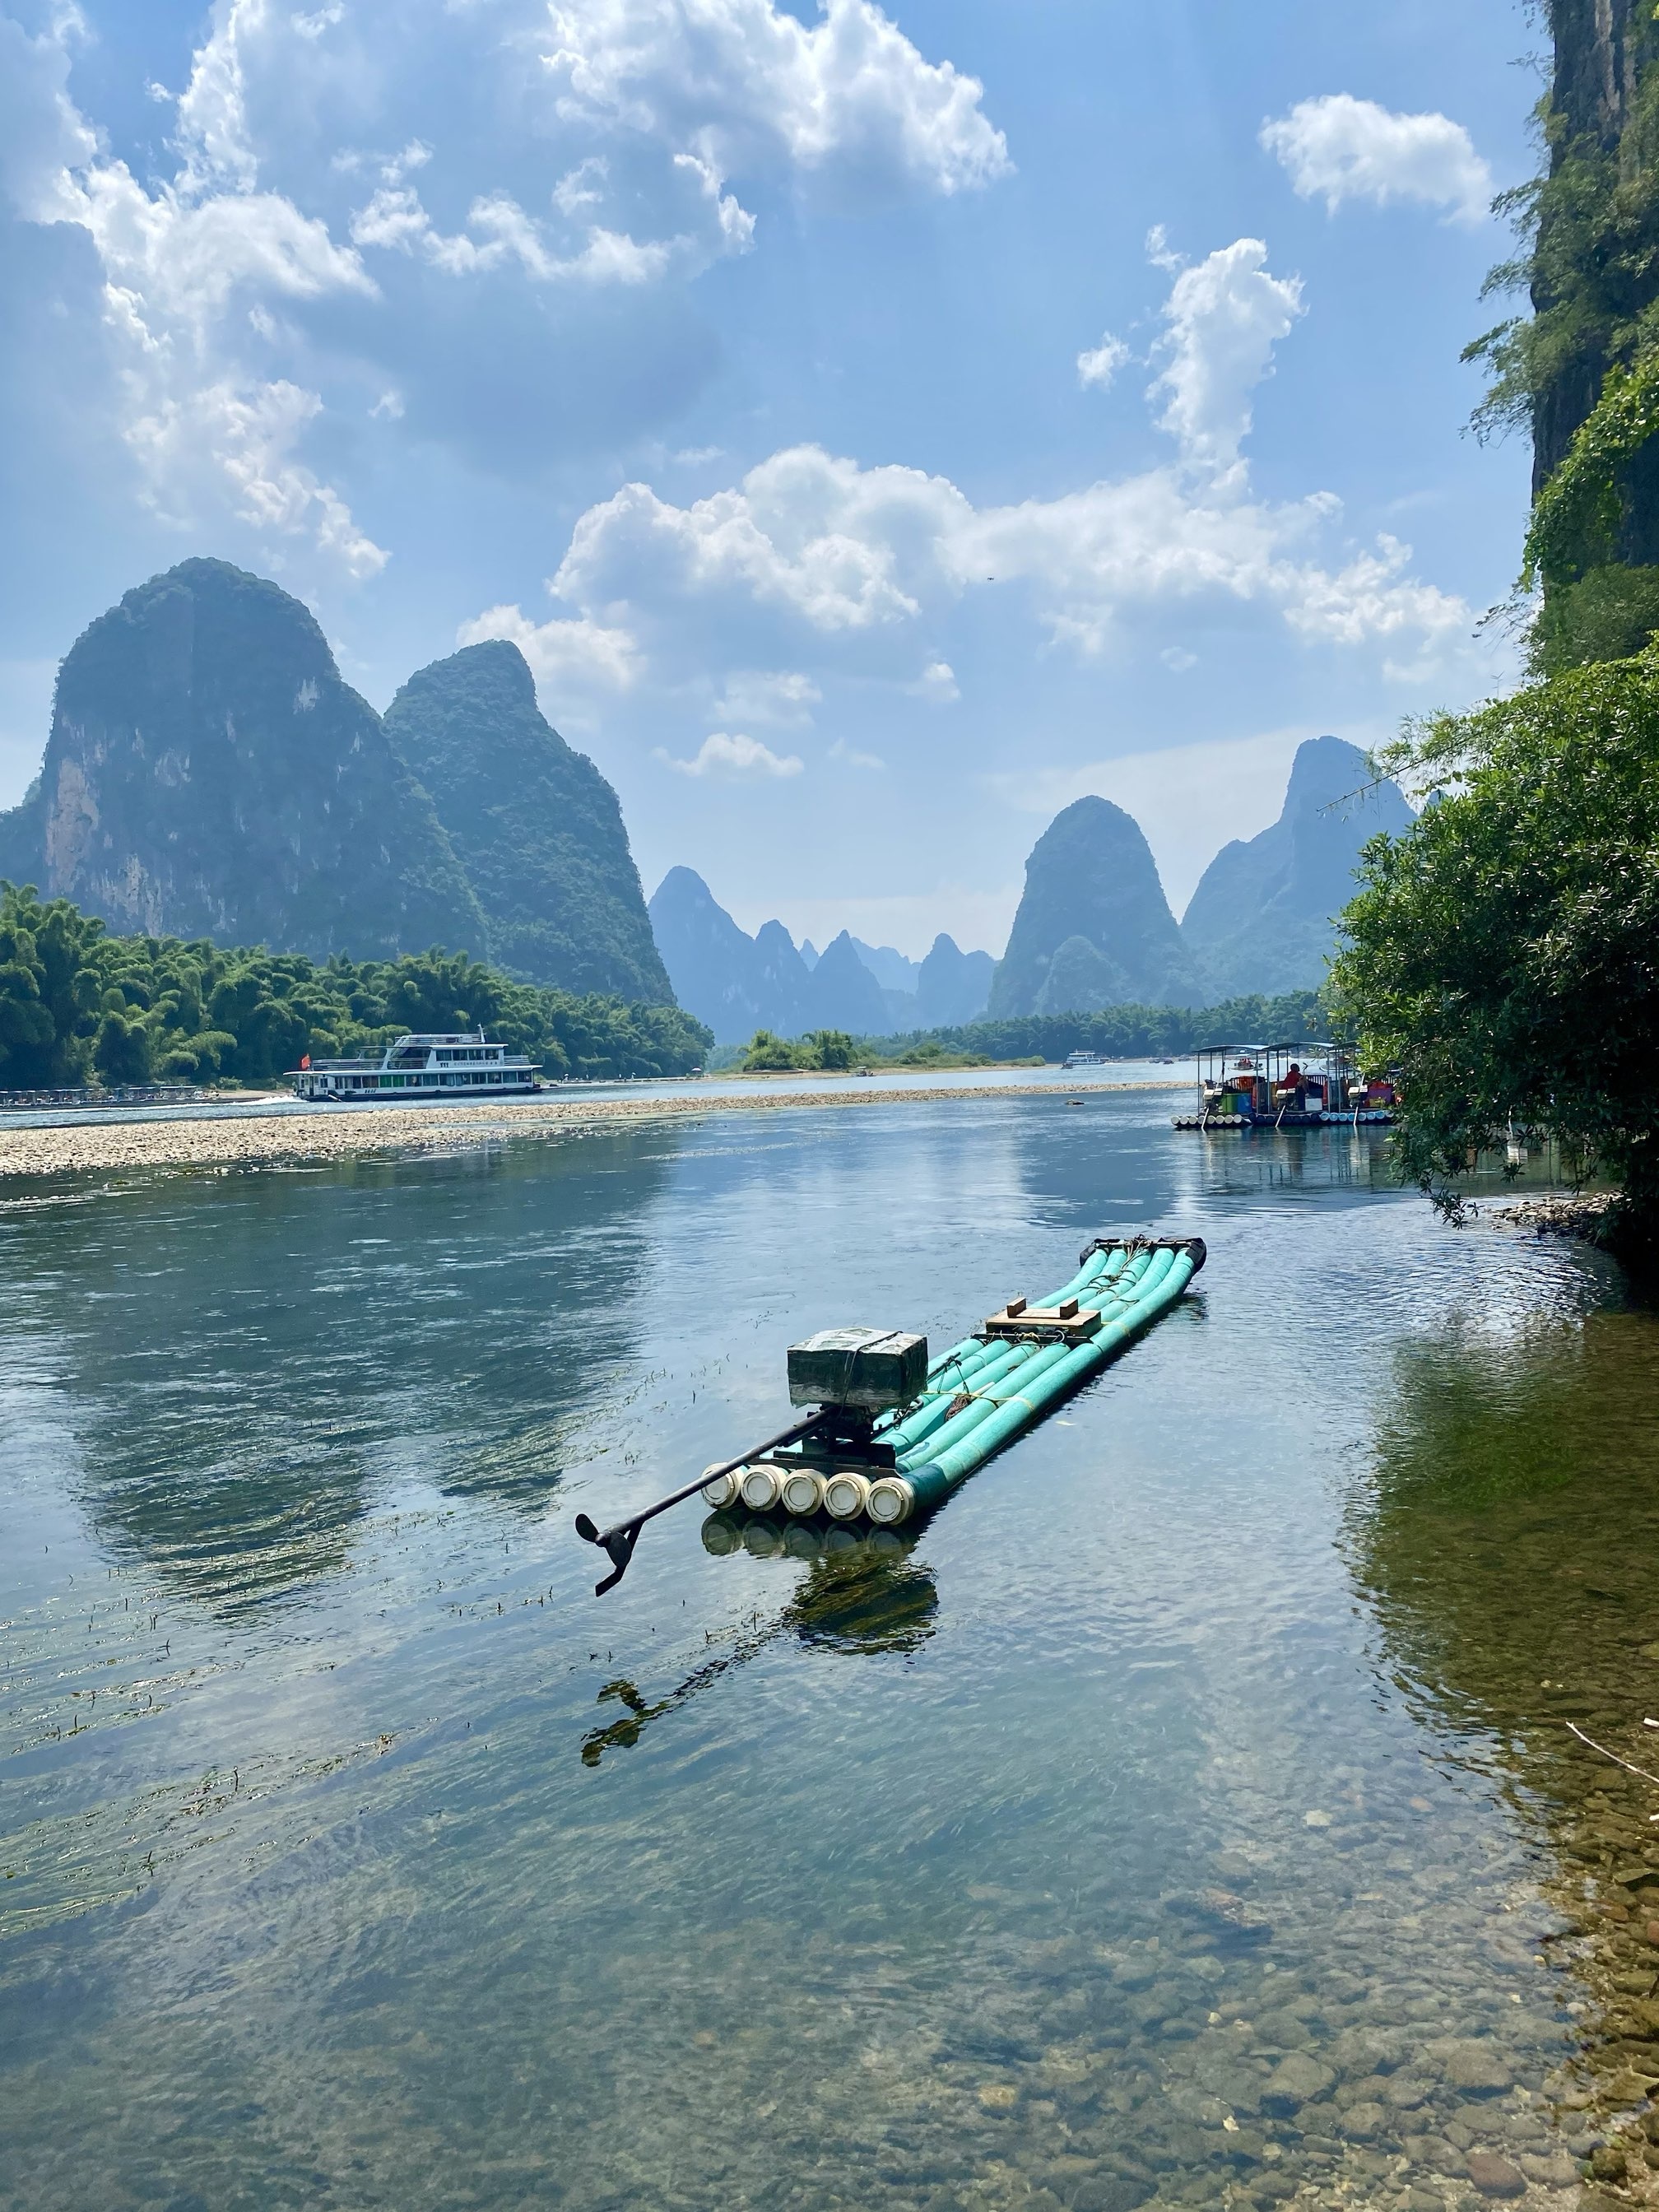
1466,2150 -> 1527,2197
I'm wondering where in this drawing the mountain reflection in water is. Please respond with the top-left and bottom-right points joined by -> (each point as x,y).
12,1136 -> 669,1610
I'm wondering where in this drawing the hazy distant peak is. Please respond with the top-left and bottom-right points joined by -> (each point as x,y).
1283,732 -> 1375,812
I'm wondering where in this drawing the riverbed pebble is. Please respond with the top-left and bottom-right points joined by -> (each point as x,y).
1466,2152 -> 1527,2197
1446,2046 -> 1515,2094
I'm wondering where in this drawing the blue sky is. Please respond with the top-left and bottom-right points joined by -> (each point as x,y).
0,0 -> 1537,955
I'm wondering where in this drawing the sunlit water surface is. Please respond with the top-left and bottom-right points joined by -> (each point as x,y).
3,1094 -> 1659,2212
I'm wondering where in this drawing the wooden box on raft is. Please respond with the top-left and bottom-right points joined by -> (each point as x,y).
786,1327 -> 929,1411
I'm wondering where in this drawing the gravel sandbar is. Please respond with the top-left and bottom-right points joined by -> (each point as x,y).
0,1079 -> 1178,1181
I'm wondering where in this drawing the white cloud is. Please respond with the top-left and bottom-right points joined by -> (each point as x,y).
1160,647 -> 1196,672
0,12 -> 98,219
908,658 -> 959,703
351,184 -> 680,284
554,448 -> 966,632
658,730 -> 804,778
1076,333 -> 1130,391
125,376 -> 388,574
1150,237 -> 1304,484
1261,94 -> 1491,224
69,161 -> 374,331
3,0 -> 1006,577
458,603 -> 643,691
8,1 -> 385,577
713,669 -> 821,723
510,218 -> 1474,689
828,737 -> 885,770
1283,533 -> 1471,678
537,393 -> 1470,681
542,0 -> 1011,198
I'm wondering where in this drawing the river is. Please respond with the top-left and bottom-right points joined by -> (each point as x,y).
2,1089 -> 1657,2212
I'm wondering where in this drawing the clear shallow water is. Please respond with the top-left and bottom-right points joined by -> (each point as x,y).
2,1094 -> 1658,2212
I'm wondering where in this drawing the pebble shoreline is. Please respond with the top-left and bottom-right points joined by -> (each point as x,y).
0,1078 -> 1177,1181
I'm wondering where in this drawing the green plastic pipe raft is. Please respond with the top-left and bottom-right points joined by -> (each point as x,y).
727,1233 -> 1205,1531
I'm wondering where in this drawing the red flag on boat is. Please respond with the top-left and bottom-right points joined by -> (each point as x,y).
300,1054 -> 311,1070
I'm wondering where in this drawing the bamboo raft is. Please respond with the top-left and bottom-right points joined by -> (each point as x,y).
576,1233 -> 1205,1592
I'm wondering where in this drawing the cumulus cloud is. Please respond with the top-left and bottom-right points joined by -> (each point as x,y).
0,12 -> 97,218
1261,94 -> 1491,224
8,1 -> 385,575
351,183 -> 678,284
468,234 -> 1468,690
542,0 -> 1011,198
1150,238 -> 1304,484
532,429 -> 1468,681
713,669 -> 821,723
458,603 -> 643,691
2,0 -> 1007,573
908,659 -> 959,702
658,730 -> 804,778
504,239 -> 1469,689
1076,333 -> 1130,391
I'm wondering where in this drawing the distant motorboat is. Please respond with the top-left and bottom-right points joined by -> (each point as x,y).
1172,1041 -> 1395,1131
289,1029 -> 538,1103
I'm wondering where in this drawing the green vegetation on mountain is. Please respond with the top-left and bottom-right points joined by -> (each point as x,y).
1467,1 -> 1659,668
0,882 -> 709,1090
383,641 -> 672,1001
0,559 -> 485,960
0,567 -> 677,1015
988,797 -> 1202,1015
1332,660 -> 1659,1262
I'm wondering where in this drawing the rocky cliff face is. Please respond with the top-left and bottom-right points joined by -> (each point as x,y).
752,918 -> 814,1036
1180,736 -> 1412,1000
914,934 -> 994,1027
1530,2 -> 1659,551
988,797 -> 1201,1016
0,560 -> 483,961
382,640 -> 671,1002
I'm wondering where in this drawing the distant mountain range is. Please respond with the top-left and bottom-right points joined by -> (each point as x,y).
647,868 -> 996,1043
985,737 -> 1410,1018
0,559 -> 670,1003
0,560 -> 1410,1041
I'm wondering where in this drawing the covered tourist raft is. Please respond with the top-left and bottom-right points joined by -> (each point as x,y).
574,1233 -> 1205,1593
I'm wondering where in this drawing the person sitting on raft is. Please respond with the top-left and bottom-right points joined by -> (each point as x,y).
1275,1062 -> 1305,1108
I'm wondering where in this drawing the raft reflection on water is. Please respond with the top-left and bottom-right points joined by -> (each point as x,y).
579,1524 -> 937,1766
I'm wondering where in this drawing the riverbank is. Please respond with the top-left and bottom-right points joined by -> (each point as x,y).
0,1077 -> 1178,1179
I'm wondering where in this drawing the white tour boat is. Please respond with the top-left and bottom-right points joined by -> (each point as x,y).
288,1030 -> 539,1104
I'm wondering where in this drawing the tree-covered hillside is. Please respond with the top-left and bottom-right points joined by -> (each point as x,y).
0,883 -> 709,1090
0,559 -> 486,960
834,991 -> 1327,1066
383,641 -> 672,1002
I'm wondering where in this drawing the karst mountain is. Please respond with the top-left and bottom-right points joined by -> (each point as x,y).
0,560 -> 670,1002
